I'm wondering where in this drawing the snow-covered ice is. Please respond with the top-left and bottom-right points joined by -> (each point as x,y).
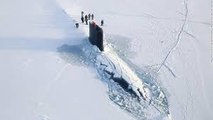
0,0 -> 213,120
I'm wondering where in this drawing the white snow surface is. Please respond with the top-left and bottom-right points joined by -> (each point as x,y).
0,0 -> 213,120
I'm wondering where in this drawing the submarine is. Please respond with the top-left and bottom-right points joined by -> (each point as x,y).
88,21 -> 151,102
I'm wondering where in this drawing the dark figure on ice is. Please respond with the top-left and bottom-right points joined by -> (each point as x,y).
75,23 -> 79,28
91,14 -> 94,20
81,11 -> 84,17
81,16 -> 84,23
85,15 -> 88,25
101,20 -> 104,26
88,14 -> 91,20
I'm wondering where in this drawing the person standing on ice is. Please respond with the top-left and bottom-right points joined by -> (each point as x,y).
88,14 -> 91,20
81,11 -> 84,17
91,14 -> 94,20
85,15 -> 88,25
101,20 -> 104,26
81,16 -> 84,23
81,11 -> 85,23
75,23 -> 79,28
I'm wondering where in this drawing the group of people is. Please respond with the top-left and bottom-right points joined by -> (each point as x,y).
81,11 -> 94,25
75,11 -> 104,28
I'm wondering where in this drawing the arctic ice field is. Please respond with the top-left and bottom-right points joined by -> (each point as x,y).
0,0 -> 213,120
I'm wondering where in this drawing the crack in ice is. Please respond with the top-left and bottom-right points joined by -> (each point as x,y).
157,0 -> 189,73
